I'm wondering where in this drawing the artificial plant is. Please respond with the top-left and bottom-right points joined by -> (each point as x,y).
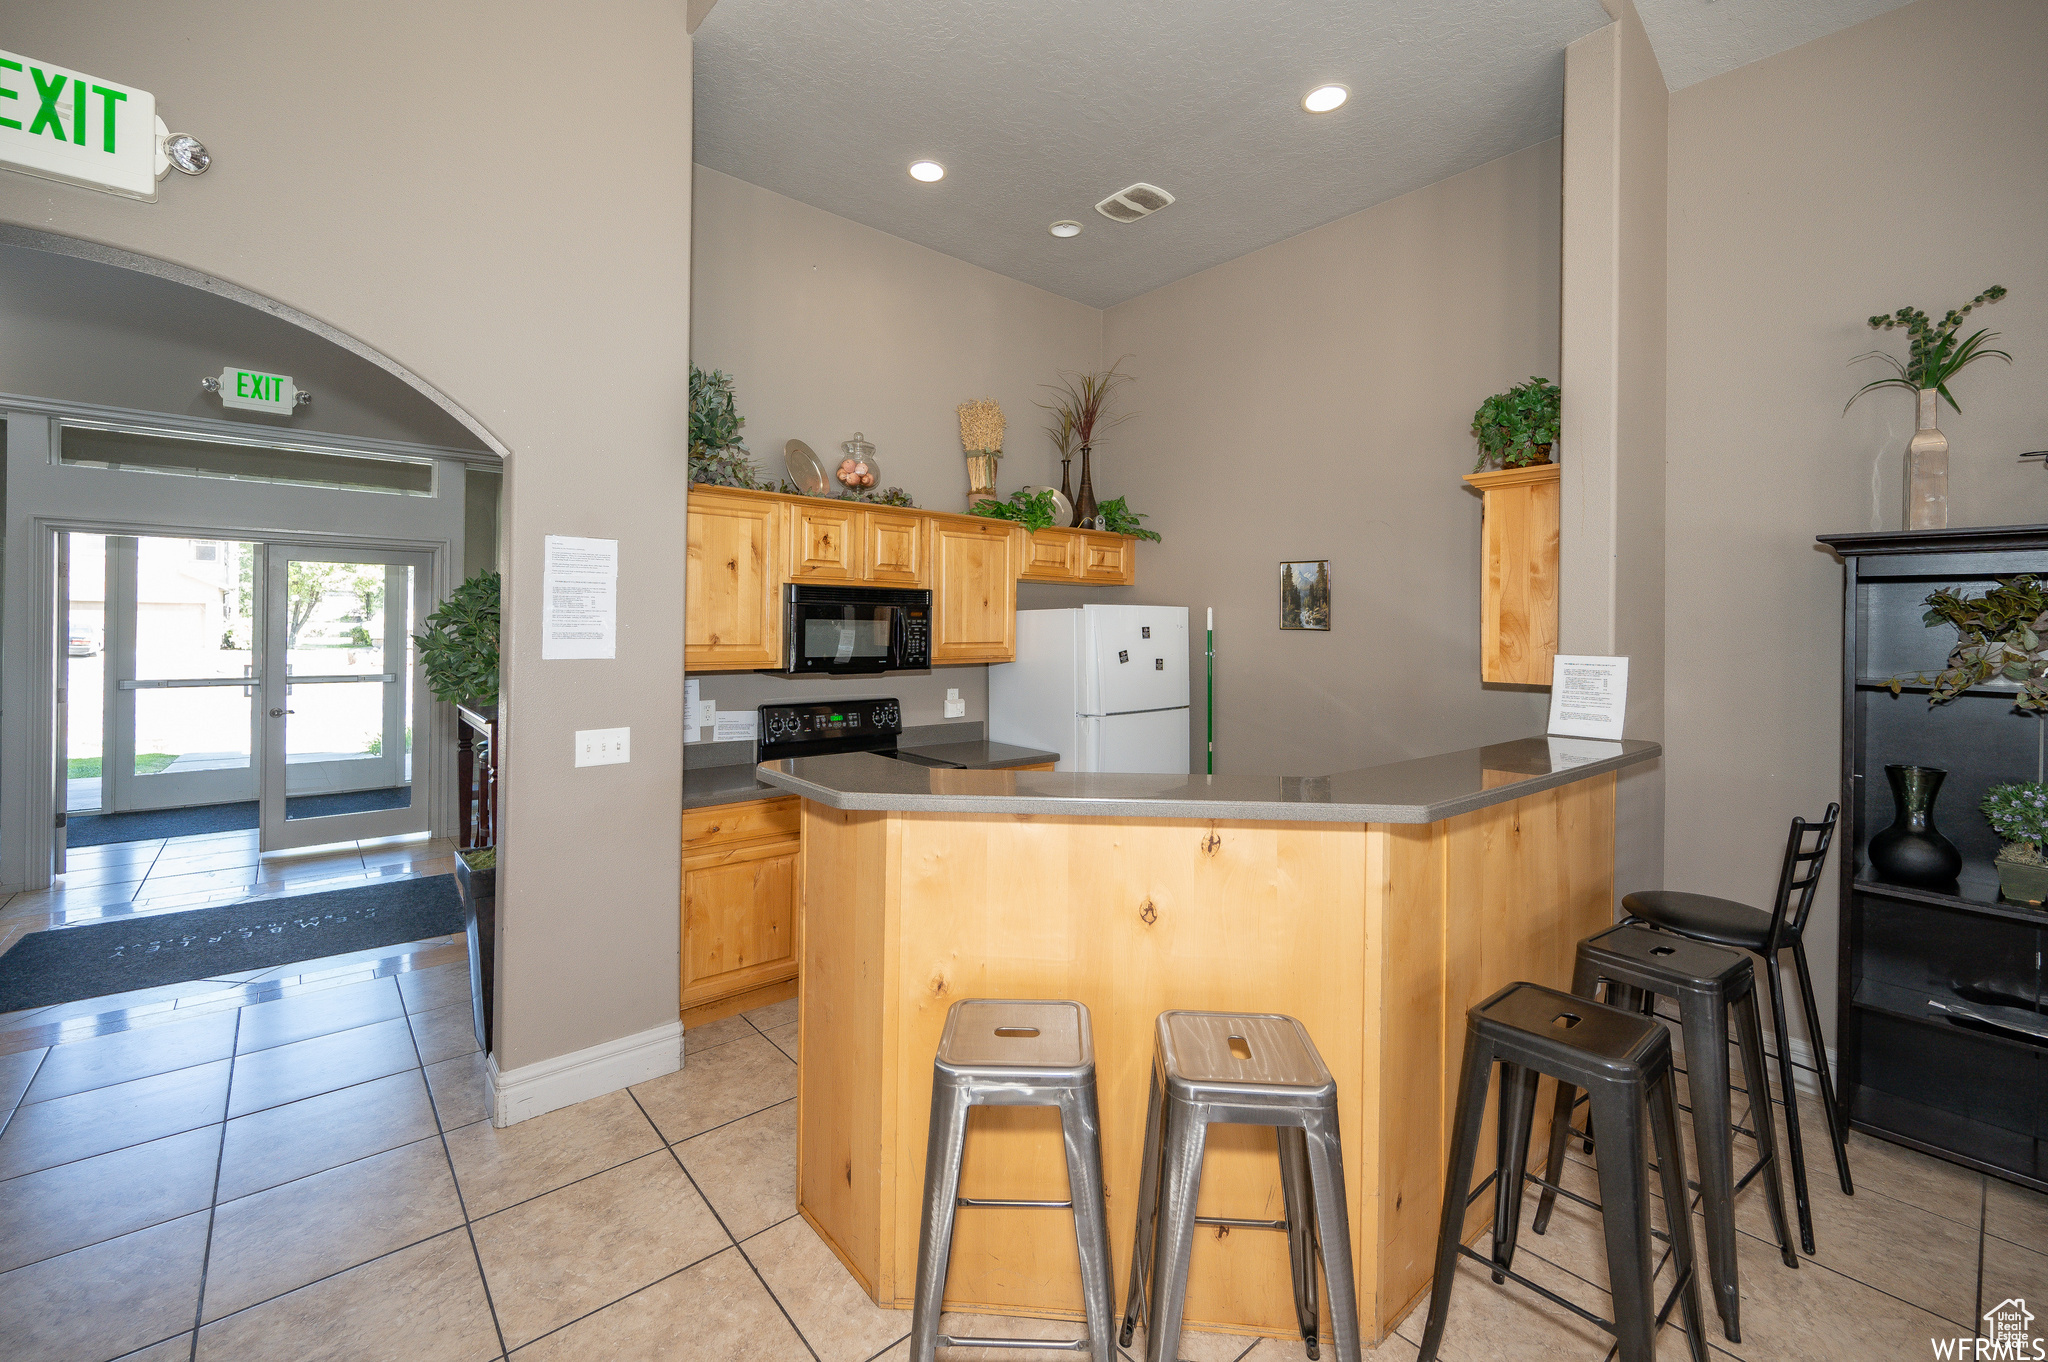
970,488 -> 1061,532
689,366 -> 765,488
1471,377 -> 1560,471
414,570 -> 500,708
1895,575 -> 2048,709
1981,782 -> 2048,868
1848,286 -> 2009,414
1095,496 -> 1161,542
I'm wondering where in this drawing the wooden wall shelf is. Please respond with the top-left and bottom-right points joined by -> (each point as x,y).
1462,463 -> 1559,685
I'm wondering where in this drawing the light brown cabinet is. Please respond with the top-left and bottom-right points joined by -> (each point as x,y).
681,796 -> 801,1015
1018,527 -> 1138,585
1462,463 -> 1559,685
686,489 -> 782,671
862,510 -> 927,586
788,501 -> 863,582
929,514 -> 1020,663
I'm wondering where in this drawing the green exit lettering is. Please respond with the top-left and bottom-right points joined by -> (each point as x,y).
0,58 -> 126,152
235,372 -> 286,402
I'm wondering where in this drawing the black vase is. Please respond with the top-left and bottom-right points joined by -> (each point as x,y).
1867,764 -> 1962,888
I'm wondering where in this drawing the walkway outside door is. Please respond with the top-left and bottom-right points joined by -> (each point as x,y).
71,532 -> 432,851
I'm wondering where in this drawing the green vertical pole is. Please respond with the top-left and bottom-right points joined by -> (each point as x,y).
1205,607 -> 1215,774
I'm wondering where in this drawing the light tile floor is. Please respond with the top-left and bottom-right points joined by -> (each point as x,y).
0,928 -> 2040,1361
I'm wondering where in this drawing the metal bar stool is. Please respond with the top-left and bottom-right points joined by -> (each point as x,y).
910,999 -> 1115,1362
1120,1011 -> 1360,1362
1533,923 -> 1798,1343
1622,803 -> 1851,1255
1418,982 -> 1709,1362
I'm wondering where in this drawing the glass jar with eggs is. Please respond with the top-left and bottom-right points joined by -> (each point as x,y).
836,433 -> 880,493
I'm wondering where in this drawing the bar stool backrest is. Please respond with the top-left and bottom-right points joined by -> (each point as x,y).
1765,803 -> 1840,955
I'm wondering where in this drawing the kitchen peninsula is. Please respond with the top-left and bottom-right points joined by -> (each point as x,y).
758,735 -> 1658,1345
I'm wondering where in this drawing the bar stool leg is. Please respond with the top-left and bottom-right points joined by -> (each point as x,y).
1058,1080 -> 1118,1362
1301,1106 -> 1364,1362
1490,1062 -> 1540,1281
1143,1097 -> 1210,1362
1763,953 -> 1817,1254
1119,1067 -> 1166,1346
910,1074 -> 975,1362
1647,1070 -> 1712,1362
1586,1081 -> 1658,1362
1679,992 -> 1741,1341
1791,939 -> 1854,1196
1530,1075 -> 1578,1237
1734,983 -> 1798,1269
1418,1035 -> 1495,1362
1276,1126 -> 1321,1358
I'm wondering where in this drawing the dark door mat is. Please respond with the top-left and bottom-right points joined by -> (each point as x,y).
65,786 -> 413,848
0,875 -> 461,1012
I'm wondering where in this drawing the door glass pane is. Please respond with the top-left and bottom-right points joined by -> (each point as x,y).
134,686 -> 253,775
284,559 -> 413,819
132,536 -> 258,778
65,533 -> 106,812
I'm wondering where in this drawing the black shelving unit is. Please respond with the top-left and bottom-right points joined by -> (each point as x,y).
1818,525 -> 2047,1193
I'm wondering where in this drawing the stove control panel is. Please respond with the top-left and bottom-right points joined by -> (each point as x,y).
758,698 -> 902,750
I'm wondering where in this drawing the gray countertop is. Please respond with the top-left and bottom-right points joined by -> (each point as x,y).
683,740 -> 1058,811
756,735 -> 1660,824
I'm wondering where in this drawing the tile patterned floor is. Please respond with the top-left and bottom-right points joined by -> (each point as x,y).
0,910 -> 2041,1360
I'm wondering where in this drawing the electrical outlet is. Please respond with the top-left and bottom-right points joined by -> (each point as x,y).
575,727 -> 631,767
944,688 -> 965,719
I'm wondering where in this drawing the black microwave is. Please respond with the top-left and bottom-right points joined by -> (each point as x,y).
778,583 -> 931,676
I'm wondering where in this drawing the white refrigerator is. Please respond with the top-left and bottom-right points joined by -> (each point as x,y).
989,606 -> 1190,773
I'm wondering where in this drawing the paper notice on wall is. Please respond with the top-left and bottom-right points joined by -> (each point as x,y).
1546,655 -> 1628,740
712,709 -> 757,743
541,536 -> 618,660
685,680 -> 701,743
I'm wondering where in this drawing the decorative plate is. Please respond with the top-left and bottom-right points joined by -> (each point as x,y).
784,440 -> 828,496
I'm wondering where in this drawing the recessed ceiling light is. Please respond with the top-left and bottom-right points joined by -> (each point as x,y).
1303,84 -> 1348,113
1049,221 -> 1082,238
908,159 -> 945,182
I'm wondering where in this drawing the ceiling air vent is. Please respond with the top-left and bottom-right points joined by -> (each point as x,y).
1095,182 -> 1175,223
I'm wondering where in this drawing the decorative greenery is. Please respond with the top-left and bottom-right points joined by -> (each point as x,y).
689,366 -> 765,488
1044,403 -> 1078,464
971,488 -> 1060,532
414,570 -> 500,708
461,846 -> 497,872
835,486 -> 918,508
1895,575 -> 2048,709
1471,377 -> 1560,471
1848,286 -> 2009,414
1095,496 -> 1161,542
1037,358 -> 1135,450
957,398 -> 1006,456
1982,781 -> 2048,866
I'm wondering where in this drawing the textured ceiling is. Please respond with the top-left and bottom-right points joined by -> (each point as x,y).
693,0 -> 1609,308
1633,0 -> 1916,90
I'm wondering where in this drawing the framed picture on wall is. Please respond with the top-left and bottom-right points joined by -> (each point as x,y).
1279,560 -> 1330,630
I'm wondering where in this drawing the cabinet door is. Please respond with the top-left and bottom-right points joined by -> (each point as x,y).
686,490 -> 782,671
864,510 -> 927,585
1078,532 -> 1135,585
789,501 -> 863,581
931,518 -> 1020,663
682,838 -> 799,1008
1019,529 -> 1080,583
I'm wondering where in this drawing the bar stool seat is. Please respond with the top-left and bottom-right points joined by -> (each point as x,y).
1535,924 -> 1798,1344
910,999 -> 1115,1362
1620,890 -> 1784,951
1122,1012 -> 1361,1362
1418,982 -> 1709,1362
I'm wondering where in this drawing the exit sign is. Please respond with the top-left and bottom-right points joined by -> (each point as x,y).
0,49 -> 158,201
215,367 -> 304,415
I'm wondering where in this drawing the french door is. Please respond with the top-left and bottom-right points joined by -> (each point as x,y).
73,532 -> 433,851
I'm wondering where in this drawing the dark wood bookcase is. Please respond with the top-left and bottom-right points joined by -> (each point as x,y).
1818,525 -> 2047,1192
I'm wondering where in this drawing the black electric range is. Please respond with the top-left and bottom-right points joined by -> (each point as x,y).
756,698 -> 967,768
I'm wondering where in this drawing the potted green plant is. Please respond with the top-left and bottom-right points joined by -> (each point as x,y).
1980,782 -> 2048,906
1470,377 -> 1560,472
689,366 -> 766,488
1094,496 -> 1162,542
1846,285 -> 2008,531
970,487 -> 1060,532
1902,575 -> 2048,710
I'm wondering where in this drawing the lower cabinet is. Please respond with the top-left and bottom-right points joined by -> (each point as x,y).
681,796 -> 800,1013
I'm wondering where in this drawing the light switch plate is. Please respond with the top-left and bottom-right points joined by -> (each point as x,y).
944,688 -> 965,719
575,727 -> 631,766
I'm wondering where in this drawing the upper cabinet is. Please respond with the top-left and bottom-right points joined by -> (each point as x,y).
686,489 -> 782,671
683,488 -> 1139,671
929,514 -> 1019,664
862,509 -> 926,586
1461,464 -> 1559,686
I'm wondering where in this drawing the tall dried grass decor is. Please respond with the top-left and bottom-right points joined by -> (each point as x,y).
1038,359 -> 1134,528
958,397 -> 1006,508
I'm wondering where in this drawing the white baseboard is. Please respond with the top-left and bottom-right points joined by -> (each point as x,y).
486,1019 -> 683,1127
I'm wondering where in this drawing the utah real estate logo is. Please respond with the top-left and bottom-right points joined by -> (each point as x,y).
1934,1299 -> 2041,1360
